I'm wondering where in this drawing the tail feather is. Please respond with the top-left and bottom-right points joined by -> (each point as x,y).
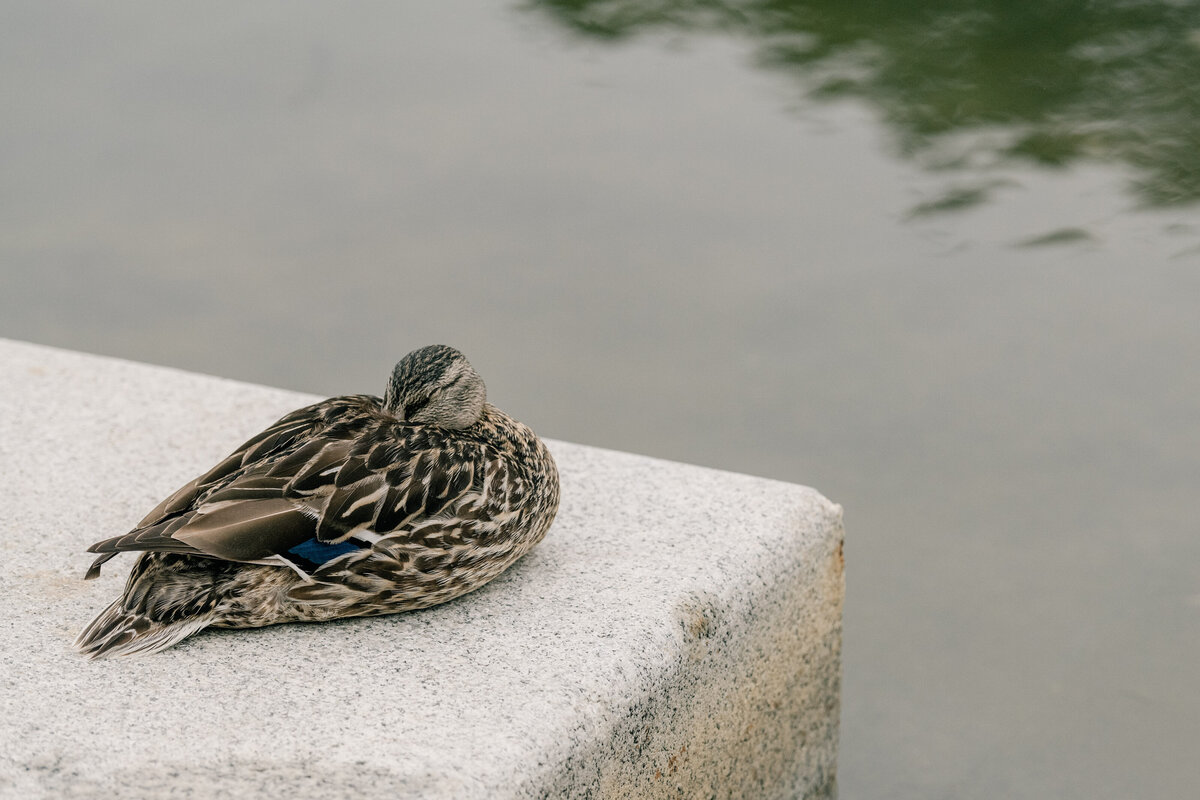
75,599 -> 215,659
84,551 -> 118,580
76,552 -> 231,659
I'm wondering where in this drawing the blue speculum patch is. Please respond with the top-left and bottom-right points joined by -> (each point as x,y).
287,537 -> 361,570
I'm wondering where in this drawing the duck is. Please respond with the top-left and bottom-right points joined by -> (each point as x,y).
75,345 -> 560,658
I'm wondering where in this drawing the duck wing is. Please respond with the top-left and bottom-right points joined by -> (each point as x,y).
130,400 -> 341,530
84,401 -> 484,580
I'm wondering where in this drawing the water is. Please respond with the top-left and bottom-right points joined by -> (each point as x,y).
3,2 -> 1199,797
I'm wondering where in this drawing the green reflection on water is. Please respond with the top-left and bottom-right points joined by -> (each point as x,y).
528,0 -> 1200,208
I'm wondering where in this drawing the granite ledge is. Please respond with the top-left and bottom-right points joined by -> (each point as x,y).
0,338 -> 844,799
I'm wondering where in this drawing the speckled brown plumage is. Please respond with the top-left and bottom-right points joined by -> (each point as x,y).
76,345 -> 559,658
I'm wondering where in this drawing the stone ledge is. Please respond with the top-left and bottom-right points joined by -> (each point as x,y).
0,338 -> 844,799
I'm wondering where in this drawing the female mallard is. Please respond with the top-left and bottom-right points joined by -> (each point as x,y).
76,345 -> 560,658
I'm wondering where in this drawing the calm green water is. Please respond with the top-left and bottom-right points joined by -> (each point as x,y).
3,2 -> 1199,797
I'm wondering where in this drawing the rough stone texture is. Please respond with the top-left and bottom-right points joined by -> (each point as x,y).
0,338 -> 844,799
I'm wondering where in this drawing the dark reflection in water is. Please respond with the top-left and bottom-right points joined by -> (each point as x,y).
530,0 -> 1200,210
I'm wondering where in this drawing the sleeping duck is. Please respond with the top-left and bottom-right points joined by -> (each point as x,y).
76,345 -> 560,658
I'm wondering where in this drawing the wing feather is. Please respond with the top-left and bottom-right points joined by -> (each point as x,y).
173,500 -> 316,561
85,399 -> 491,583
288,440 -> 353,494
333,454 -> 373,488
134,402 -> 330,529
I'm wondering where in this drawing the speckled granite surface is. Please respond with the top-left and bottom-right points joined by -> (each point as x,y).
0,338 -> 844,799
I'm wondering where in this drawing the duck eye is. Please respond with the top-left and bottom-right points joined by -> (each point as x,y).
404,396 -> 430,420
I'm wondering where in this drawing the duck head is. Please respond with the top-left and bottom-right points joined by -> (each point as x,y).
383,345 -> 486,429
